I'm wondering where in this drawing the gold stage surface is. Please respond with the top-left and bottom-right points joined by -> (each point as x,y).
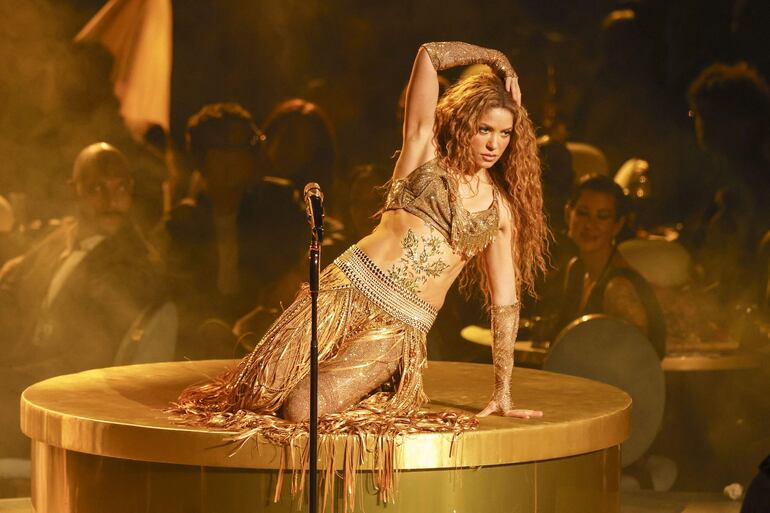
22,360 -> 630,513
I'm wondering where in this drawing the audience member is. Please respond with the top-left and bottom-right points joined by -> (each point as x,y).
0,142 -> 169,458
574,7 -> 703,227
262,99 -> 338,206
14,43 -> 167,231
685,62 -> 770,306
547,175 -> 666,357
573,8 -> 661,171
158,103 -> 307,358
741,455 -> 770,513
261,99 -> 347,255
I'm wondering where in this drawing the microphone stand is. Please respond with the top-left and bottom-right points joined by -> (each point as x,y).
307,204 -> 323,513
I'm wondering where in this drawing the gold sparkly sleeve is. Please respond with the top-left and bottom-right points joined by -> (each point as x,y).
490,302 -> 521,411
420,41 -> 516,79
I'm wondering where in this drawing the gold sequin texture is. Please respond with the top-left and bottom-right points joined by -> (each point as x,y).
168,246 -> 475,512
336,245 -> 437,333
421,41 -> 515,78
384,158 -> 499,259
386,226 -> 450,295
490,303 -> 521,411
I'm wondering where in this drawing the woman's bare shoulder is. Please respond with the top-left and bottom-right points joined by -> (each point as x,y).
604,275 -> 641,300
602,275 -> 649,332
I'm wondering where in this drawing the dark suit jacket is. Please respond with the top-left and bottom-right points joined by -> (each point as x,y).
1,219 -> 164,370
0,219 -> 165,457
162,178 -> 307,325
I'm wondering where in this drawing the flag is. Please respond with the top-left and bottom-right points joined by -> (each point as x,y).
75,0 -> 172,139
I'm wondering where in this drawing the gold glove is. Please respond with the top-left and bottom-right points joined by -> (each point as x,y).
490,303 -> 520,411
421,41 -> 516,79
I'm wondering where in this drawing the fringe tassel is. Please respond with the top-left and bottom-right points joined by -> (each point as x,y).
169,265 -> 479,512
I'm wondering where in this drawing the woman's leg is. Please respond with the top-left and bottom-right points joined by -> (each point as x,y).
282,326 -> 403,422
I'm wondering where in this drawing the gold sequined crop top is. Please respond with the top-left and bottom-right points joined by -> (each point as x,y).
383,158 -> 500,258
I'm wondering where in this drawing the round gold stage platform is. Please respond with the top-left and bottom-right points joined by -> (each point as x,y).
22,360 -> 630,513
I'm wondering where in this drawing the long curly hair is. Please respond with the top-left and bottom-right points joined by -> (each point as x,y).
434,72 -> 549,302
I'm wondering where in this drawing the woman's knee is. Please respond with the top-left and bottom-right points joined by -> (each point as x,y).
282,374 -> 351,422
282,381 -> 311,422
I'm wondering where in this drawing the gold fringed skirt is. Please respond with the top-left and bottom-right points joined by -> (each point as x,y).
171,245 -> 478,510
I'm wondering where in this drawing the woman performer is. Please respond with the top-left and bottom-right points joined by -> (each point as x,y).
173,41 -> 548,501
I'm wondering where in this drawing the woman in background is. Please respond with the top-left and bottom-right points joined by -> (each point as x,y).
262,98 -> 337,201
553,174 -> 666,357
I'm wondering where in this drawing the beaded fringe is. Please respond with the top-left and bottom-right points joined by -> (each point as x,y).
170,256 -> 477,512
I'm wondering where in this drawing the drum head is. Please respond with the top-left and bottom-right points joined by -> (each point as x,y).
617,238 -> 692,288
543,314 -> 665,467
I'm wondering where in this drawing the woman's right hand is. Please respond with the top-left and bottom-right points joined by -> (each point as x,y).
505,75 -> 522,106
484,49 -> 521,106
420,43 -> 520,106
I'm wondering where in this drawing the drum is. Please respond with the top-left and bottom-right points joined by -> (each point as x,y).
544,314 -> 665,467
617,238 -> 692,288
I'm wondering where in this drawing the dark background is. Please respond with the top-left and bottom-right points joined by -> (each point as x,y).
1,0 -> 766,218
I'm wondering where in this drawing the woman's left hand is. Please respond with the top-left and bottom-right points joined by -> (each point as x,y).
505,76 -> 522,106
477,399 -> 542,418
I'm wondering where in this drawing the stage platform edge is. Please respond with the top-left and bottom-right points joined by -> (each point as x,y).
22,360 -> 630,513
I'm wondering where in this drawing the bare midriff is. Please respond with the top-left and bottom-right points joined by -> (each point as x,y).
356,209 -> 466,310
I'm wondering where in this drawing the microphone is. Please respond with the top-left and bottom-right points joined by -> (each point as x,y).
303,182 -> 324,241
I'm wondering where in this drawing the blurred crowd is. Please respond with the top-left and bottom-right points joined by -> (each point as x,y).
0,0 -> 769,501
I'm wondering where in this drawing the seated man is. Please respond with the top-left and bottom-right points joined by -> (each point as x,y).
157,103 -> 308,359
0,142 -> 169,459
685,62 -> 770,307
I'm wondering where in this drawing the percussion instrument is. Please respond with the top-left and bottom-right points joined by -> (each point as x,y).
544,314 -> 665,467
617,238 -> 692,288
566,141 -> 609,178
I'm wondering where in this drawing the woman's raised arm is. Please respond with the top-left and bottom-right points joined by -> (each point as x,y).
392,48 -> 441,180
394,42 -> 522,180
